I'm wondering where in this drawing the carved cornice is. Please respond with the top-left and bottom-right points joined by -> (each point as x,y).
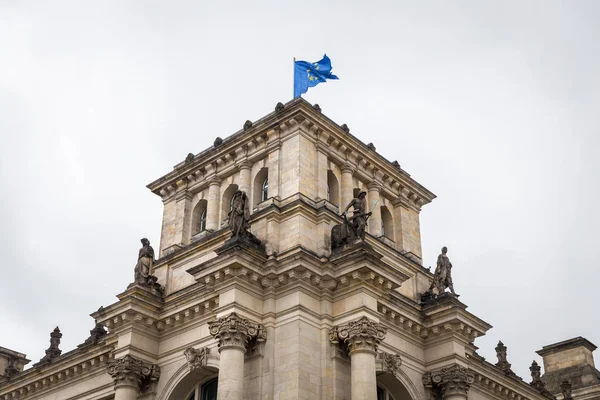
424,365 -> 474,399
96,295 -> 219,334
208,312 -> 266,353
107,355 -> 160,392
184,347 -> 210,371
0,349 -> 113,400
330,316 -> 387,355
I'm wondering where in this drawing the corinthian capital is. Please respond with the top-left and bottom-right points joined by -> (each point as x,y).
208,312 -> 266,353
330,316 -> 386,355
107,355 -> 160,392
430,365 -> 474,399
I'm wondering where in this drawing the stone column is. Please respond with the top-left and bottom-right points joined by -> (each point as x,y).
367,182 -> 382,237
206,177 -> 222,231
427,365 -> 474,400
107,355 -> 160,400
209,312 -> 266,400
330,316 -> 386,400
340,165 -> 354,209
237,160 -> 253,197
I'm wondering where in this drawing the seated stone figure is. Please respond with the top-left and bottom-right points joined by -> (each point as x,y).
331,192 -> 372,251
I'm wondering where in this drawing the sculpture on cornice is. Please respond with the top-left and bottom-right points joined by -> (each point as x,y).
225,190 -> 264,251
37,327 -> 62,365
3,357 -> 20,380
229,191 -> 251,237
421,247 -> 458,302
561,381 -> 573,400
130,238 -> 164,296
331,191 -> 372,251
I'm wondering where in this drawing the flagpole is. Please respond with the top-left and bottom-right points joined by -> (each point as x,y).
293,57 -> 296,98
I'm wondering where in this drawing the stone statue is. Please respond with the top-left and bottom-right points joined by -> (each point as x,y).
129,238 -> 163,296
134,238 -> 155,285
431,247 -> 457,296
561,381 -> 573,400
420,247 -> 458,302
228,190 -> 250,238
331,191 -> 372,250
223,190 -> 264,252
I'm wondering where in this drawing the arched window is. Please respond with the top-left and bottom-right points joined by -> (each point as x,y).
377,385 -> 396,400
253,167 -> 269,206
221,184 -> 239,226
191,199 -> 208,236
381,206 -> 394,240
261,178 -> 269,202
186,378 -> 218,400
327,170 -> 340,206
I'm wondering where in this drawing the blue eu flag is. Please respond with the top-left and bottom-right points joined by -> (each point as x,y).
294,54 -> 339,98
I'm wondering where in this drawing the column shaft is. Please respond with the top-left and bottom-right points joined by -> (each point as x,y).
217,347 -> 245,400
341,166 -> 354,209
350,351 -> 378,400
114,387 -> 138,400
206,178 -> 222,231
367,184 -> 382,237
238,162 -> 252,196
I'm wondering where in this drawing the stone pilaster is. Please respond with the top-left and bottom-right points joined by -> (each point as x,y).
209,312 -> 266,400
367,182 -> 382,237
331,316 -> 386,400
107,355 -> 160,400
424,365 -> 474,400
174,190 -> 193,246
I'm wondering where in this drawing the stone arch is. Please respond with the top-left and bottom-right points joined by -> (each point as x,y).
253,167 -> 269,206
161,361 -> 219,400
327,170 -> 340,207
220,183 -> 239,227
376,366 -> 423,400
381,205 -> 394,240
191,199 -> 208,236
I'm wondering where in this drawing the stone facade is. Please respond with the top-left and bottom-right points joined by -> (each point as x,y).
0,98 -> 597,400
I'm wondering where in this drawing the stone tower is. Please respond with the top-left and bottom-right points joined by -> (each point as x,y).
2,97 -> 589,400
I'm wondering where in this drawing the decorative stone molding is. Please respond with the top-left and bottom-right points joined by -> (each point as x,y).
330,316 -> 386,355
0,351 -> 112,400
379,351 -> 402,376
107,355 -> 160,392
424,365 -> 474,399
208,312 -> 266,353
495,341 -> 519,379
184,347 -> 210,370
98,296 -> 219,333
36,327 -> 62,365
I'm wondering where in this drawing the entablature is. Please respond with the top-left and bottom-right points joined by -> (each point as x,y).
468,355 -> 550,400
146,98 -> 435,210
0,343 -> 114,400
93,285 -> 220,336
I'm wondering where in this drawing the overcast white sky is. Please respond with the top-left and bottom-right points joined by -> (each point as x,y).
1,1 -> 598,380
